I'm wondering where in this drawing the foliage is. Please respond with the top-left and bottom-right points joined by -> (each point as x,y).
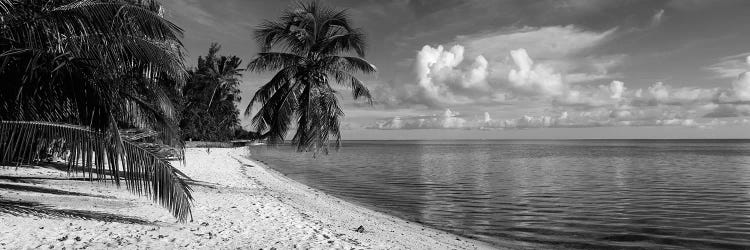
180,43 -> 245,142
246,1 -> 376,153
0,0 -> 192,221
0,121 -> 193,219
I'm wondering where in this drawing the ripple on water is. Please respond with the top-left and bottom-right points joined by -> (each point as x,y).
249,140 -> 750,249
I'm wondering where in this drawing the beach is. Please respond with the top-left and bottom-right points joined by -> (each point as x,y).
0,147 -> 495,249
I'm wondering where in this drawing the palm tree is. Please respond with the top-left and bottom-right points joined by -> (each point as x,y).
0,0 -> 192,221
181,44 -> 244,141
246,1 -> 376,153
200,43 -> 244,111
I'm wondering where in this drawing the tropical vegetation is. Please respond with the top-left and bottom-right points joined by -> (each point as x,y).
246,1 -> 376,154
180,43 -> 245,141
0,0 -> 374,222
0,0 -> 192,221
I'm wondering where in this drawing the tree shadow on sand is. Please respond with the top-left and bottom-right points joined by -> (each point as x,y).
0,199 -> 153,224
0,175 -> 96,184
0,183 -> 115,198
5,162 -> 216,190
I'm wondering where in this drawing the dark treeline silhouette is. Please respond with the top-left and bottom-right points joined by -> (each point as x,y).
178,43 -> 254,142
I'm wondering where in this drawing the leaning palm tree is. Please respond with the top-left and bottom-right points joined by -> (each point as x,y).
0,0 -> 192,221
246,1 -> 376,153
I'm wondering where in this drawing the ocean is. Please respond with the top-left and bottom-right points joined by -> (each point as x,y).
246,140 -> 750,249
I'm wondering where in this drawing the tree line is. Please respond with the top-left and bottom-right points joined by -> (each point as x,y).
177,43 -> 254,142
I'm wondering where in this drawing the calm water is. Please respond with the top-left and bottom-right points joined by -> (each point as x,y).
247,140 -> 750,249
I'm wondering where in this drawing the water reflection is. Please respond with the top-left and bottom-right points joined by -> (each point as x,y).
249,140 -> 750,249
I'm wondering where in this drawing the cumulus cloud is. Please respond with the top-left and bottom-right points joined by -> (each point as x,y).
508,49 -> 565,96
731,72 -> 750,101
371,24 -> 750,131
556,80 -> 627,107
416,45 -> 629,108
630,82 -> 720,106
413,45 -> 490,106
382,25 -> 628,109
369,72 -> 750,130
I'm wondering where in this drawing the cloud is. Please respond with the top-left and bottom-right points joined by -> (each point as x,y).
704,104 -> 750,118
374,23 -> 750,131
379,25 -> 627,109
504,49 -> 627,107
369,72 -> 750,130
554,80 -> 627,107
369,107 -> 731,130
630,82 -> 720,106
508,49 -> 565,96
731,72 -> 750,101
650,9 -> 665,27
373,109 -> 568,130
412,45 -> 491,106
456,25 -> 616,60
374,109 -> 470,129
705,52 -> 750,78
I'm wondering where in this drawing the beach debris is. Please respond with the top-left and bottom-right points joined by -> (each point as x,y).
200,222 -> 209,226
355,226 -> 365,233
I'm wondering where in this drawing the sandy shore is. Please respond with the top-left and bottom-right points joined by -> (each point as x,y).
0,148 -> 497,249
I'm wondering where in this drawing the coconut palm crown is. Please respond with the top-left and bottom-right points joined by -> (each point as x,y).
246,1 -> 376,154
0,0 -> 192,221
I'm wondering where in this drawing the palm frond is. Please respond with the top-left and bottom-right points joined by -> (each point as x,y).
329,70 -> 373,104
0,0 -> 11,15
52,1 -> 183,43
320,9 -> 352,35
246,66 -> 297,116
318,31 -> 367,57
0,121 -> 193,222
251,81 -> 302,144
292,82 -> 343,153
118,88 -> 182,149
247,52 -> 304,72
2,0 -> 186,81
254,20 -> 308,54
323,55 -> 376,74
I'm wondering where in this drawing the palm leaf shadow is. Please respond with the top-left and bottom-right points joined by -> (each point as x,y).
0,199 -> 153,225
0,183 -> 115,198
0,121 -> 194,222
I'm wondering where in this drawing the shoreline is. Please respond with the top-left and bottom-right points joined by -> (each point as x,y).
240,148 -> 514,248
232,148 -> 501,249
0,147 -> 497,249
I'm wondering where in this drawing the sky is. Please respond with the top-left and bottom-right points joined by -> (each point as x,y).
160,0 -> 750,139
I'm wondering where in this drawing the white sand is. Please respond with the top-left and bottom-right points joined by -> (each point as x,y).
0,148 -> 498,249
